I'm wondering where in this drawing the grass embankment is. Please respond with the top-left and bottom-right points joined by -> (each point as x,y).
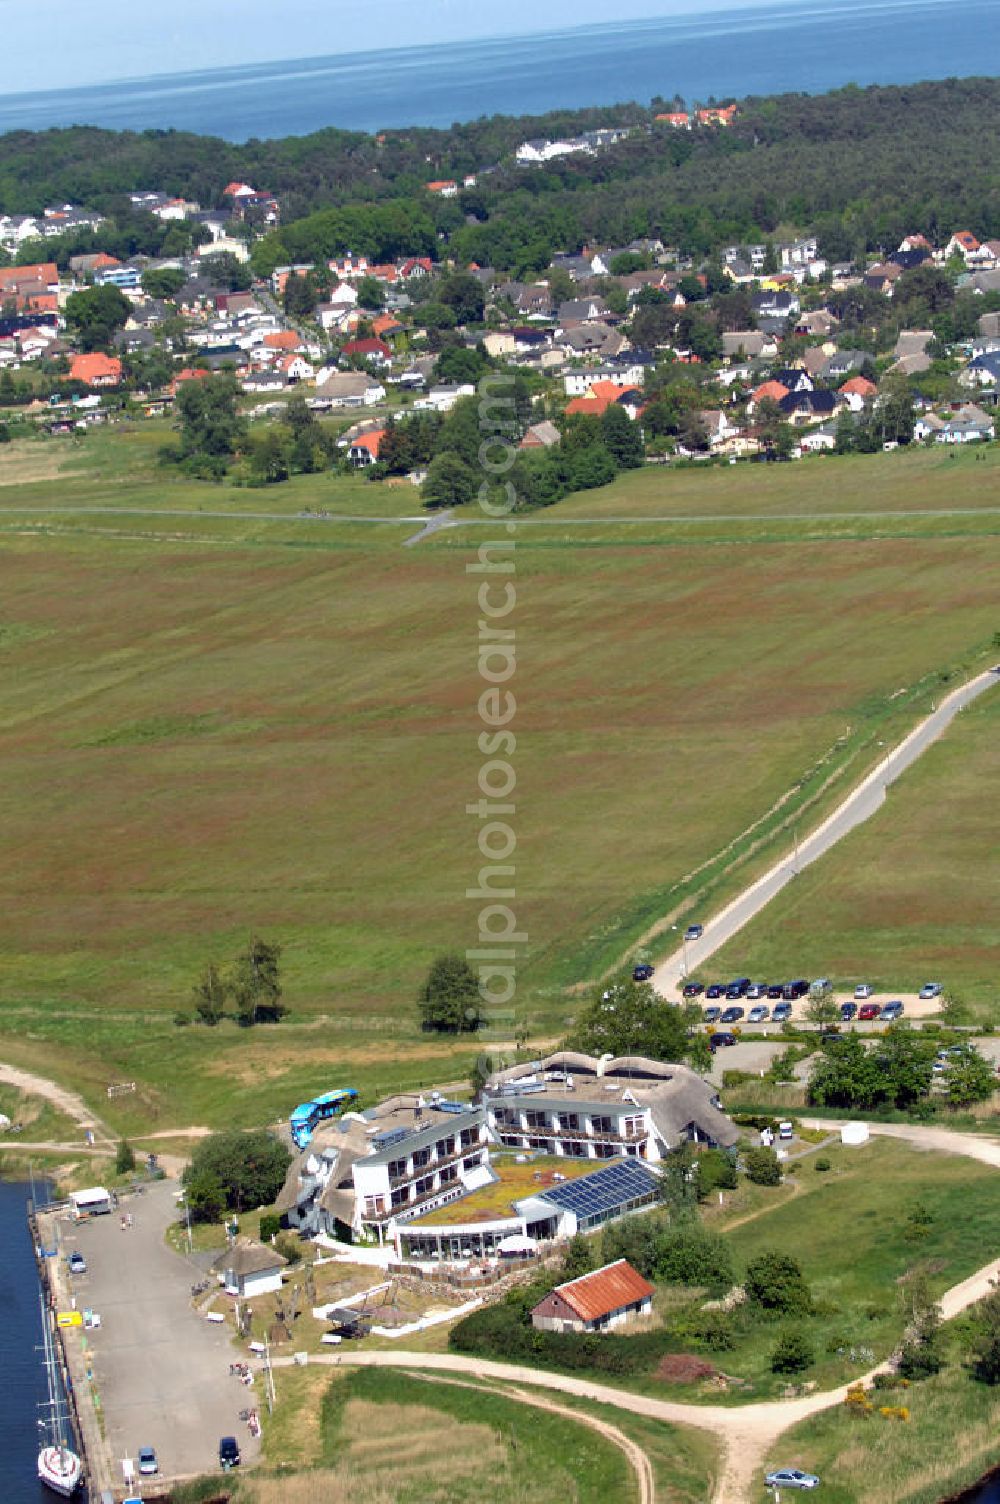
0,431 -> 997,1128
766,1338 -> 1000,1503
708,688 -> 1000,1019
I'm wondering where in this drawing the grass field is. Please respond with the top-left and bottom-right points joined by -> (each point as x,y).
764,1330 -> 1000,1503
0,430 -> 997,1130
237,1365 -> 646,1504
707,688 -> 1000,1012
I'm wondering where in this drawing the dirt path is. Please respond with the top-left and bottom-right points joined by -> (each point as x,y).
0,1061 -> 113,1142
406,1370 -> 655,1504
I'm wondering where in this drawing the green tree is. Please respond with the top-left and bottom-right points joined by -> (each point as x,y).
945,1047 -> 996,1106
809,1030 -> 890,1110
470,1051 -> 494,1096
200,251 -> 252,291
571,975 -> 689,1062
744,1250 -> 811,1315
696,1147 -> 739,1195
656,1224 -> 734,1292
421,450 -> 478,509
770,1327 -> 814,1374
438,272 -> 485,324
115,1138 -> 136,1175
435,344 -> 486,384
192,961 -> 228,1025
175,374 -> 245,465
184,1166 -> 226,1223
355,276 -> 385,309
418,953 -> 482,1033
601,403 -> 644,468
805,990 -> 840,1029
64,284 -> 131,351
248,423 -> 293,483
230,937 -> 286,1026
562,1234 -> 594,1280
141,266 -> 186,299
743,1146 -> 782,1186
182,1128 -> 291,1216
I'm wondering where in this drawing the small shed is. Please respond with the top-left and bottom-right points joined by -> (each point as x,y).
531,1258 -> 654,1334
211,1239 -> 288,1298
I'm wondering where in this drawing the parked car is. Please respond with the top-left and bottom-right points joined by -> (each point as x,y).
720,1006 -> 745,1023
219,1437 -> 241,1469
767,983 -> 786,1000
705,984 -> 725,1000
772,1001 -> 793,1023
788,979 -> 810,998
919,982 -> 943,999
778,1120 -> 794,1140
684,924 -> 704,941
839,1001 -> 857,1021
809,978 -> 831,996
632,963 -> 654,981
854,983 -> 873,1000
137,1447 -> 158,1476
858,1003 -> 881,1021
746,983 -> 766,1001
728,977 -> 752,997
765,1468 -> 820,1491
880,1000 -> 904,1021
703,1005 -> 722,1024
68,1252 -> 87,1274
748,1005 -> 769,1023
709,1031 -> 738,1049
682,981 -> 705,997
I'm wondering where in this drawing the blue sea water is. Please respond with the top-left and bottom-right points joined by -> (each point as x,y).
0,0 -> 996,141
0,1179 -> 55,1504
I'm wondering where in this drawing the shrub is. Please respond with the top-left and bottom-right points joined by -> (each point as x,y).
745,1250 -> 812,1315
115,1139 -> 136,1175
676,1310 -> 736,1352
259,1213 -> 281,1242
770,1327 -> 814,1374
274,1231 -> 302,1266
697,1148 -> 739,1195
655,1225 -> 734,1293
743,1146 -> 782,1186
814,1156 -> 832,1172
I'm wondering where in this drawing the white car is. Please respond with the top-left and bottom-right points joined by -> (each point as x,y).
854,984 -> 873,1000
765,1467 -> 820,1490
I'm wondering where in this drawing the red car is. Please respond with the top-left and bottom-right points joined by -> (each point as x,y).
858,1002 -> 881,1021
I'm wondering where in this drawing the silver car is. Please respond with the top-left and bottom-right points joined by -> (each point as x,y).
765,1468 -> 820,1490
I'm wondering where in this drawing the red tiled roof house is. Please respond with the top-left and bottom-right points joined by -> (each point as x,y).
69,353 -> 122,388
530,1260 -> 654,1334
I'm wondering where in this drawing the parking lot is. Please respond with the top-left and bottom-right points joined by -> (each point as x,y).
56,1179 -> 261,1488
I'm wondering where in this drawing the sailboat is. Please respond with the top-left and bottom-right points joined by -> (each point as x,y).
37,1292 -> 82,1497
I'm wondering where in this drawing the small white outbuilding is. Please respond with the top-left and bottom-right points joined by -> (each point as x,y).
211,1239 -> 288,1298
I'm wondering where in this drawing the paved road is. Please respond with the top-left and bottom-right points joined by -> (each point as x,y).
57,1180 -> 259,1487
653,667 -> 1000,998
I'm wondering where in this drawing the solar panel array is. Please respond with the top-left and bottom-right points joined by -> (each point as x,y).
541,1159 -> 659,1224
372,1126 -> 410,1152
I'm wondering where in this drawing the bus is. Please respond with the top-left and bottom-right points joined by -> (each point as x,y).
289,1089 -> 358,1149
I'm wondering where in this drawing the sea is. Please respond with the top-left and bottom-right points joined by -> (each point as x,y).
0,0 -> 998,142
0,1178 -> 58,1504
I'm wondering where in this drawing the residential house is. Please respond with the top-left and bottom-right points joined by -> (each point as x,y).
348,429 -> 387,465
342,337 -> 391,367
558,296 -> 613,325
564,380 -> 642,418
312,372 -> 386,408
820,350 -> 869,382
425,180 -> 458,197
945,231 -> 987,265
839,375 -> 878,410
564,360 -> 648,397
748,379 -> 790,411
519,420 -> 561,449
558,324 -> 628,358
69,352 -> 122,388
798,421 -> 838,454
655,111 -> 691,128
795,309 -> 840,339
722,331 -> 775,361
960,351 -> 1000,388
750,289 -> 800,322
779,389 -> 838,425
780,237 -> 819,269
696,104 -> 738,125
278,353 -> 312,382
210,1239 -> 287,1299
697,409 -> 743,450
864,262 -> 903,295
240,370 -> 286,393
977,312 -> 1000,339
899,233 -> 933,254
531,1260 -> 654,1334
771,368 -> 814,394
412,382 -> 476,412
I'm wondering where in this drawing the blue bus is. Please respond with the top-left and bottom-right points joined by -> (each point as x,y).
289,1088 -> 358,1149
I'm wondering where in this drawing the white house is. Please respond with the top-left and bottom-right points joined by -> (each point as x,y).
211,1240 -> 287,1298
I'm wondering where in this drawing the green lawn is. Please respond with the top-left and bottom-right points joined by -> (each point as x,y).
0,430 -> 998,1130
706,1138 -> 1000,1398
764,1331 -> 1000,1503
707,688 -> 1000,1012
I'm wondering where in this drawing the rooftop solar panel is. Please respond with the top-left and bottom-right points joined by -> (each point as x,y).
541,1160 -> 659,1221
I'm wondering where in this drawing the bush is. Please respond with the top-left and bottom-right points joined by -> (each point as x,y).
697,1148 -> 739,1195
743,1146 -> 782,1186
675,1309 -> 736,1352
770,1328 -> 814,1374
115,1139 -> 136,1175
814,1156 -> 832,1172
259,1213 -> 281,1242
745,1250 -> 812,1315
655,1225 -> 734,1293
